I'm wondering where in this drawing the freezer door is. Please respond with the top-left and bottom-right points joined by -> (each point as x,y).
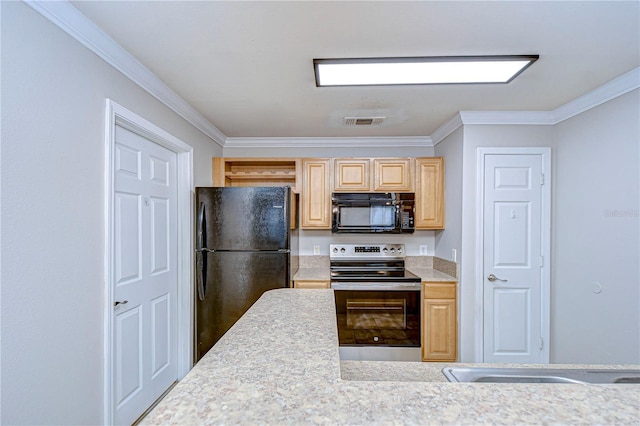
196,187 -> 290,251
195,251 -> 289,362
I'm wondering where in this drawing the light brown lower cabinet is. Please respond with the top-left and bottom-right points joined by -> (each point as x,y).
422,281 -> 457,362
293,280 -> 330,289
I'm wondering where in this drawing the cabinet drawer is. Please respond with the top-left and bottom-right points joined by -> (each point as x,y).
294,280 -> 330,289
423,282 -> 456,299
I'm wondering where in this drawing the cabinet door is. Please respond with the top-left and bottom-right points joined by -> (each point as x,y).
294,280 -> 330,289
373,158 -> 413,191
415,157 -> 445,229
334,158 -> 370,191
301,159 -> 331,229
422,298 -> 457,361
212,157 -> 226,187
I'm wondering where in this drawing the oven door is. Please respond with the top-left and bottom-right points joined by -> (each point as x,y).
333,288 -> 421,347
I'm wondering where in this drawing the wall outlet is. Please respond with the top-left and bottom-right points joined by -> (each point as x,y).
313,245 -> 320,255
451,248 -> 457,262
419,245 -> 428,255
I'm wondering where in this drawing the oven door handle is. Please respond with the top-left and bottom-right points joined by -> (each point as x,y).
331,282 -> 421,291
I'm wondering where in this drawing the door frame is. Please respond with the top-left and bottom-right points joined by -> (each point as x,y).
475,147 -> 551,363
103,99 -> 194,424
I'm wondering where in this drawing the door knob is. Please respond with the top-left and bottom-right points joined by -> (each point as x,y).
114,300 -> 129,307
487,274 -> 507,283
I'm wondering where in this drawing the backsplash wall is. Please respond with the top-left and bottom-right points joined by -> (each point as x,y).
298,229 -> 437,257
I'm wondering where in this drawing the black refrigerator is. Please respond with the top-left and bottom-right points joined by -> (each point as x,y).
194,186 -> 294,362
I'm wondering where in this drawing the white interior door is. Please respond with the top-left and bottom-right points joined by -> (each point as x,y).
113,125 -> 178,425
481,149 -> 550,363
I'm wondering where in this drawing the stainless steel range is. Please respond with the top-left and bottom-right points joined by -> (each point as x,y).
330,243 -> 421,360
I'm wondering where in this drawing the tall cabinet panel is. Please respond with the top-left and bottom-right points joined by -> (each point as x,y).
422,281 -> 457,362
301,158 -> 331,229
415,157 -> 445,229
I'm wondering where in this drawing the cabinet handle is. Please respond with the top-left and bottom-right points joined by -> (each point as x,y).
114,300 -> 129,307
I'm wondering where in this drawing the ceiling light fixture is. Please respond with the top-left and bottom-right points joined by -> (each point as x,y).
314,55 -> 539,87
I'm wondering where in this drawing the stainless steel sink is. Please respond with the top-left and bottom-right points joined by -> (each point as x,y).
442,367 -> 640,384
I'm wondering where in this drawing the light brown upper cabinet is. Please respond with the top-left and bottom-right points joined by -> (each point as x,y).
373,158 -> 414,192
211,156 -> 444,230
301,158 -> 331,229
333,158 -> 371,191
212,157 -> 300,193
415,157 -> 445,229
333,157 -> 414,192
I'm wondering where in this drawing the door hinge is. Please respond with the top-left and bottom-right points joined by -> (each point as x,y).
539,256 -> 544,267
540,173 -> 545,185
539,337 -> 544,350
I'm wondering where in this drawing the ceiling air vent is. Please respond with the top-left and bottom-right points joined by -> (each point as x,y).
344,116 -> 386,126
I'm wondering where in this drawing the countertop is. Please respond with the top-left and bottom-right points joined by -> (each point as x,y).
292,264 -> 457,283
292,267 -> 331,281
406,267 -> 457,282
142,289 -> 639,425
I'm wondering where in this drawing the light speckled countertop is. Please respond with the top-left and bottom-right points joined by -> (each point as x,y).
407,268 -> 457,282
143,289 -> 639,425
292,267 -> 330,281
292,257 -> 458,283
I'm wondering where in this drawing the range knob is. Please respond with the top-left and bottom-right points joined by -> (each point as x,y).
332,247 -> 338,253
397,247 -> 403,253
390,247 -> 396,253
382,247 -> 388,252
340,247 -> 346,253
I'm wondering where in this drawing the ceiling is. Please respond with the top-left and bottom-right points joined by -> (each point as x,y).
70,1 -> 639,140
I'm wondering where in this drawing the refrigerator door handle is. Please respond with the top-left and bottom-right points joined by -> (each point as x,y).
196,201 -> 207,300
196,251 -> 206,301
197,201 -> 206,251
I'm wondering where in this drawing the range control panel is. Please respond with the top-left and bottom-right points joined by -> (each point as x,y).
330,243 -> 405,259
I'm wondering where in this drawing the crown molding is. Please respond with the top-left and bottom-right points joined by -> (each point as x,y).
551,67 -> 639,123
431,67 -> 640,145
224,136 -> 433,149
429,114 -> 464,145
24,0 -> 227,147
459,110 -> 554,125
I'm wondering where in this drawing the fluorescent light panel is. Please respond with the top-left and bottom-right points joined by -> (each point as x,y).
314,56 -> 539,86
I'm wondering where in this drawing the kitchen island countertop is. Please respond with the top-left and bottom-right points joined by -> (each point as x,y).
142,289 -> 639,425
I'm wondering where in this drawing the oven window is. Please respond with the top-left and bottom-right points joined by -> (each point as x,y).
334,290 -> 420,347
347,298 -> 406,329
339,205 -> 395,227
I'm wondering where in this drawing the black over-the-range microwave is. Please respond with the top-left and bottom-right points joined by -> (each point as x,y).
331,192 -> 415,234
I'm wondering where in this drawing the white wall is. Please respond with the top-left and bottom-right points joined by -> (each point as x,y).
434,126 -> 464,262
0,3 -> 220,424
551,89 -> 639,364
298,230 -> 436,256
448,92 -> 640,364
223,143 -> 434,158
457,125 -> 554,361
